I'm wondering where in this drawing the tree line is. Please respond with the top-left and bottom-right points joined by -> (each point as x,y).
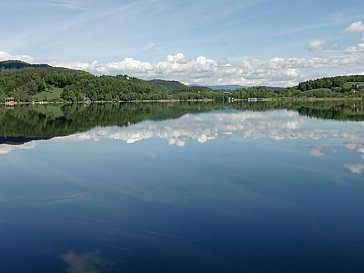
1,61 -> 364,102
297,75 -> 364,91
0,61 -> 220,102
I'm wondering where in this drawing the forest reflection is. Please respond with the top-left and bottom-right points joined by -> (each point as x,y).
0,101 -> 363,145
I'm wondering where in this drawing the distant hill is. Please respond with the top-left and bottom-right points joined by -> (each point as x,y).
0,60 -> 50,69
255,86 -> 286,91
207,85 -> 243,91
297,75 -> 364,91
148,79 -> 188,92
0,60 -> 219,102
206,85 -> 285,91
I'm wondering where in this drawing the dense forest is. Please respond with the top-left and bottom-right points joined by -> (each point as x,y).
297,75 -> 364,91
1,60 -> 364,102
0,61 -> 219,102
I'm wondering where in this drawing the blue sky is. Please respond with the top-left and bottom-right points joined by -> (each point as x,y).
1,0 -> 364,86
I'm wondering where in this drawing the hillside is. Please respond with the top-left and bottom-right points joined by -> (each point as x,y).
231,75 -> 364,99
297,75 -> 364,92
0,61 -> 218,102
148,79 -> 189,92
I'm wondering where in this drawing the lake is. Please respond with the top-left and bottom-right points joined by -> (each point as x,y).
1,101 -> 364,273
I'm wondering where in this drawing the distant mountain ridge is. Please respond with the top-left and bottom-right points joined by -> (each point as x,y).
206,85 -> 243,90
201,85 -> 286,91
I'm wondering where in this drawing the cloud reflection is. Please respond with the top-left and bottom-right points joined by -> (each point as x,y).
345,143 -> 364,160
0,110 -> 363,151
61,251 -> 105,273
309,146 -> 325,157
1,109 -> 364,175
344,163 -> 364,174
0,142 -> 36,155
49,110 -> 362,147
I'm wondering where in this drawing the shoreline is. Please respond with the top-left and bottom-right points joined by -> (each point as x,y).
3,97 -> 364,106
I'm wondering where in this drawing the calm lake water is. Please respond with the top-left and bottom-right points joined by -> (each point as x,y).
1,102 -> 364,273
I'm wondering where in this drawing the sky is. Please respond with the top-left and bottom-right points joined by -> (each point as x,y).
0,0 -> 364,86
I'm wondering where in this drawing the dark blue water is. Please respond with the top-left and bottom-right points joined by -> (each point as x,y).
1,108 -> 364,273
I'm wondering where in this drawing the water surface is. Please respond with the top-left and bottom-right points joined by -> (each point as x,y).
1,102 -> 364,273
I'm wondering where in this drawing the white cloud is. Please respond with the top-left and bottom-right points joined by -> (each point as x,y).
345,36 -> 364,54
308,40 -> 340,52
345,21 -> 364,33
107,58 -> 154,74
53,53 -> 364,87
0,50 -> 34,63
308,39 -> 326,51
166,52 -> 187,64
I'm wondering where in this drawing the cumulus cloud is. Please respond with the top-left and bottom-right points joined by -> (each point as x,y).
307,40 -> 340,52
345,21 -> 364,33
345,36 -> 364,54
52,53 -> 364,87
61,251 -> 105,273
308,39 -> 326,51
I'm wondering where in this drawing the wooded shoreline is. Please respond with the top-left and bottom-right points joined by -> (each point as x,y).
3,97 -> 364,106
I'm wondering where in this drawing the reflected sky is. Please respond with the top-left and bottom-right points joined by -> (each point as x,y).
1,109 -> 364,174
1,108 -> 364,273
